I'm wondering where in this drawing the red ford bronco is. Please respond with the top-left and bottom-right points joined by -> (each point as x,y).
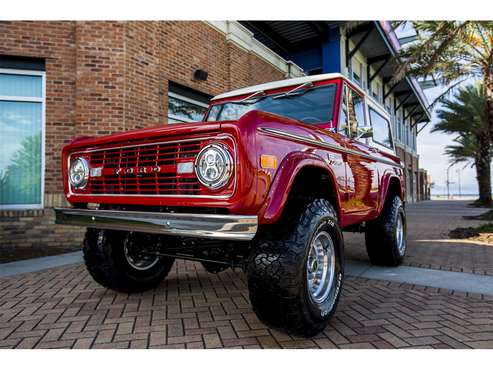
56,73 -> 406,336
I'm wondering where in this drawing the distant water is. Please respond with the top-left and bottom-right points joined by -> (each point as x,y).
431,194 -> 479,201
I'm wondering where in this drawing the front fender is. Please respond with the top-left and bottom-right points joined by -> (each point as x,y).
258,151 -> 342,224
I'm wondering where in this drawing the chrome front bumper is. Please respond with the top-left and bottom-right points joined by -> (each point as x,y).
54,208 -> 258,241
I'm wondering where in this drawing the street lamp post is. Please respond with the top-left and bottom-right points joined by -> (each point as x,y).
456,168 -> 462,198
446,164 -> 455,199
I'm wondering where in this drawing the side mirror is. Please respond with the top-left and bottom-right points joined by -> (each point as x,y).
356,126 -> 373,140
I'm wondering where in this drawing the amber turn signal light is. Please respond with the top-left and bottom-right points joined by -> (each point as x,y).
260,154 -> 278,169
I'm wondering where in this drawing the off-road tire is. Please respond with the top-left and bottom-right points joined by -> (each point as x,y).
365,195 -> 406,266
247,198 -> 344,337
83,228 -> 175,293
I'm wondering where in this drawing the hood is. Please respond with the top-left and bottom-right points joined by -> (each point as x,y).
64,121 -> 223,151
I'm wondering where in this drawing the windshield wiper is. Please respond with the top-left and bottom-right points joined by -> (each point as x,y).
273,81 -> 314,100
228,90 -> 266,105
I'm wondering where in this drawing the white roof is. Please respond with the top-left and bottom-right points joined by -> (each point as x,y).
211,73 -> 349,101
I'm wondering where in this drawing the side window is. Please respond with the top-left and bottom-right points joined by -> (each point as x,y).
347,88 -> 366,138
339,85 -> 349,136
369,108 -> 393,149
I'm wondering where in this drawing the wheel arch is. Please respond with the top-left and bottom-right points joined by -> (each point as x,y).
378,173 -> 404,214
258,152 -> 343,224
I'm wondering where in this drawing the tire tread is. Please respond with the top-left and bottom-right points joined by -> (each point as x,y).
247,198 -> 343,336
365,196 -> 406,266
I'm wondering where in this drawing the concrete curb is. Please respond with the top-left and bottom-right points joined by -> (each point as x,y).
346,260 -> 493,296
2,252 -> 493,297
0,251 -> 83,278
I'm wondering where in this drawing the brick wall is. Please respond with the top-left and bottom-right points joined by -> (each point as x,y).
0,21 -> 287,252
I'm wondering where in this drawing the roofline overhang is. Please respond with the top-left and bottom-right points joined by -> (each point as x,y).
374,21 -> 431,122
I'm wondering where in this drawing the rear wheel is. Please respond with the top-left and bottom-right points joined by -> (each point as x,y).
83,229 -> 175,293
365,195 -> 407,266
247,198 -> 344,337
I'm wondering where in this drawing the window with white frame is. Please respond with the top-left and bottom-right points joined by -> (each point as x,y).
0,69 -> 45,210
167,83 -> 210,124
385,95 -> 392,114
351,60 -> 363,87
372,81 -> 381,102
397,110 -> 403,143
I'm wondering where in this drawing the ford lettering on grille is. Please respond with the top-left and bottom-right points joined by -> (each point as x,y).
114,166 -> 161,175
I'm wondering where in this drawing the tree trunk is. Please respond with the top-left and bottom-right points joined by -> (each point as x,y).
486,73 -> 493,144
475,133 -> 492,206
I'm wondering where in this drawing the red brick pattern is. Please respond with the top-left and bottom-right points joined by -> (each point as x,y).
74,22 -> 126,136
1,261 -> 492,349
125,22 -> 162,130
0,21 -> 285,250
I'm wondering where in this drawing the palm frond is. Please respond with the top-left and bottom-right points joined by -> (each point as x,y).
434,83 -> 491,168
426,77 -> 470,112
392,21 -> 493,101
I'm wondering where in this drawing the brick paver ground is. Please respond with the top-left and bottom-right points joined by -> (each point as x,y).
1,199 -> 493,349
345,200 -> 493,275
1,261 -> 493,349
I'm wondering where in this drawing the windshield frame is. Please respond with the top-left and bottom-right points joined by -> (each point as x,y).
204,78 -> 343,127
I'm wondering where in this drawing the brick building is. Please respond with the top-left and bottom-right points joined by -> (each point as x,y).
0,21 -> 305,253
0,21 -> 429,254
418,168 -> 432,201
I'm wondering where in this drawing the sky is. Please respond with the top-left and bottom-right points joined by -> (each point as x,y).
417,85 -> 480,196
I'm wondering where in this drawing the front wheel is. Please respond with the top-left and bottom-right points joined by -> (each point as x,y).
83,229 -> 175,293
365,195 -> 407,266
247,198 -> 344,337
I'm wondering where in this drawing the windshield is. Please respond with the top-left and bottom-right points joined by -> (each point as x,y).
206,84 -> 337,125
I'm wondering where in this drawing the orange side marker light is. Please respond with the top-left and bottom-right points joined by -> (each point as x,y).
260,154 -> 278,169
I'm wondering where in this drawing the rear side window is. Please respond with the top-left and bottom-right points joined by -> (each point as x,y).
369,108 -> 393,149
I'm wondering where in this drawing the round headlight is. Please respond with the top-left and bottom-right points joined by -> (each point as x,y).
195,143 -> 233,189
69,157 -> 89,189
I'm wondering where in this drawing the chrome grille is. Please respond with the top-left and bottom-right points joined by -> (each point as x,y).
85,140 -> 204,195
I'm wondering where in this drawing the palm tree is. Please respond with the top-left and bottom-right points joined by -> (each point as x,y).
434,84 -> 492,205
396,21 -> 493,141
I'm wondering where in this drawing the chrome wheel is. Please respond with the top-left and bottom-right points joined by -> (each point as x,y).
306,231 -> 336,304
123,235 -> 160,271
396,213 -> 406,256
